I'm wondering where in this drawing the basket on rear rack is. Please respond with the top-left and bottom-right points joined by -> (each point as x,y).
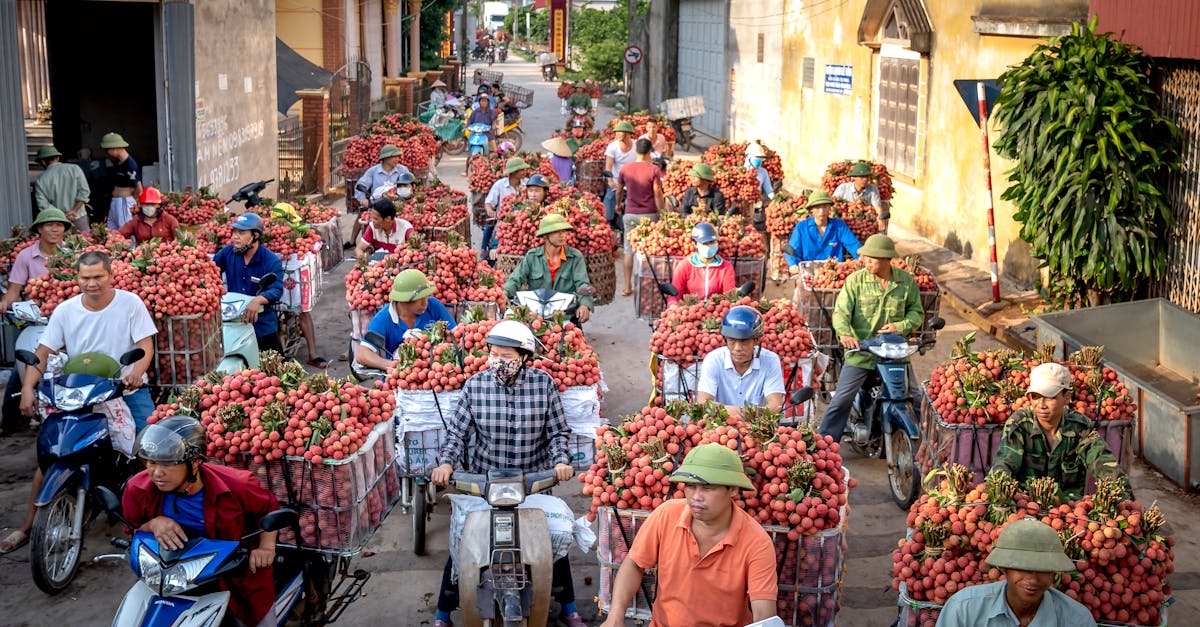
500,83 -> 534,108
473,69 -> 503,86
659,96 -> 705,121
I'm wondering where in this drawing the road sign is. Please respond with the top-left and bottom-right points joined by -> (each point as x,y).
624,45 -> 643,65
953,79 -> 1000,126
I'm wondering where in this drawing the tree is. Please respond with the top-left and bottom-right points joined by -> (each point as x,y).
570,0 -> 647,83
418,0 -> 459,70
992,17 -> 1181,306
504,7 -> 549,43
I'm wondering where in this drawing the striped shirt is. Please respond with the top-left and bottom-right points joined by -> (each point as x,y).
437,367 -> 571,473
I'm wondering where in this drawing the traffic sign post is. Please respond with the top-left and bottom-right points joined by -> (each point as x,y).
955,79 -> 1002,303
624,45 -> 643,65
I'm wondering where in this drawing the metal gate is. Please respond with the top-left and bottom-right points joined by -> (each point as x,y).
677,0 -> 729,140
1153,59 -> 1200,313
329,61 -> 372,186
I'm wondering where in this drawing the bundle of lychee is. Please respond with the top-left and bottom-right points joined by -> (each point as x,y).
386,307 -> 601,393
587,113 -> 677,146
703,140 -> 784,186
195,208 -> 320,258
291,199 -> 340,225
343,233 -> 505,313
494,193 -> 613,256
386,187 -> 470,231
831,199 -> 881,243
628,211 -> 764,258
765,190 -> 815,237
925,337 -> 1136,426
804,254 -> 937,292
148,353 -> 395,465
821,159 -> 895,201
659,159 -> 693,199
650,292 -> 814,369
579,401 -> 853,538
467,151 -> 560,194
556,83 -> 576,100
339,131 -> 437,175
0,226 -> 38,271
893,466 -> 1171,626
573,138 -> 609,162
160,188 -> 225,226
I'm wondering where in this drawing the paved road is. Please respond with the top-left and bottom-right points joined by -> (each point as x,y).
1,55 -> 1196,626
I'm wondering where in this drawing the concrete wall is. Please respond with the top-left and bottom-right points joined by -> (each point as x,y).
728,0 -> 783,146
277,0 -> 325,66
193,0 -> 279,199
779,0 -> 1086,286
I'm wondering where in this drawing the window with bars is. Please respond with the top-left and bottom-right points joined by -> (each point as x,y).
876,56 -> 920,177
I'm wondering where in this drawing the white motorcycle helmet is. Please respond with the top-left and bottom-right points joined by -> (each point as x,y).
486,320 -> 538,357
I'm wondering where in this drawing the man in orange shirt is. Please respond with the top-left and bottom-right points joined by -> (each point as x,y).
601,444 -> 779,627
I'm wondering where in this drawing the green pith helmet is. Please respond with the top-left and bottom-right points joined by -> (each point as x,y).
35,146 -> 62,161
389,268 -> 436,303
805,190 -> 835,208
33,207 -> 73,230
985,518 -> 1076,573
505,157 -> 531,175
100,132 -> 129,149
689,163 -> 715,182
613,121 -> 635,134
536,213 -> 573,237
858,234 -> 899,259
848,162 -> 872,177
669,443 -> 754,490
63,352 -> 121,377
379,144 -> 402,160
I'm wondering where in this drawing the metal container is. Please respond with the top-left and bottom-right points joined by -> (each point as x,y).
1033,299 -> 1200,488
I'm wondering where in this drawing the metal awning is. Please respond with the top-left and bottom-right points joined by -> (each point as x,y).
276,38 -> 334,114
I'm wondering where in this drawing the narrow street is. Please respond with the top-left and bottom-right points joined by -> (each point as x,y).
0,54 -> 1197,626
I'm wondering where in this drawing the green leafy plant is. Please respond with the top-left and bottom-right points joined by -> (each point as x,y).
993,17 -> 1181,306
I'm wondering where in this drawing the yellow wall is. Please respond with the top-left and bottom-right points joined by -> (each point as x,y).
276,0 -> 324,67
781,0 -> 1077,285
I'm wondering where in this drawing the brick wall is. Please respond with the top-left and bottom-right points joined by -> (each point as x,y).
322,0 -> 346,72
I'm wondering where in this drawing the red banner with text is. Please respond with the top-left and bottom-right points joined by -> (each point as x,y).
550,0 -> 567,65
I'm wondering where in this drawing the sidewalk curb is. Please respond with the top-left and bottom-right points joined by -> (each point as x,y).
938,287 -> 1036,353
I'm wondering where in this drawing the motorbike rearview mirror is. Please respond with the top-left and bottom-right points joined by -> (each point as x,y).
256,273 -> 277,292
119,348 -> 146,366
780,244 -> 797,256
259,509 -> 298,533
363,331 -> 387,351
666,196 -> 680,210
658,282 -> 679,297
789,388 -> 815,406
929,316 -> 947,331
738,281 -> 755,297
15,349 -> 39,366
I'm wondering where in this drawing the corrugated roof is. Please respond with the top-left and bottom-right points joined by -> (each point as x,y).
1091,0 -> 1200,60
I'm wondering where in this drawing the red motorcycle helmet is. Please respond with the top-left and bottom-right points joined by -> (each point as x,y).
138,186 -> 164,205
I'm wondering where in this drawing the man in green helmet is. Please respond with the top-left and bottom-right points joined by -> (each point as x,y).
602,444 -> 779,627
504,214 -> 595,325
33,145 -> 91,231
355,269 -> 456,371
936,517 -> 1097,626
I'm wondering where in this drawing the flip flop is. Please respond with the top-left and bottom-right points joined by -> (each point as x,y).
0,529 -> 28,554
307,357 -> 330,369
621,288 -> 634,297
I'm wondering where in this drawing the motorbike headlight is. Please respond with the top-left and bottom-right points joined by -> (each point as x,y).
486,480 -> 526,507
160,554 -> 216,595
54,385 -> 93,412
868,342 -> 918,360
221,301 -> 242,322
137,544 -> 163,588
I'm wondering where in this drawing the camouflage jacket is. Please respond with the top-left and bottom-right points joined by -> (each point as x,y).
989,408 -> 1130,501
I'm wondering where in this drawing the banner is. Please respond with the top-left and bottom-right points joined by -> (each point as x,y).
550,0 -> 567,65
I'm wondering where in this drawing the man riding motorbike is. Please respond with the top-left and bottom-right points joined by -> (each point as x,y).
696,306 -> 785,416
784,190 -> 860,268
212,213 -> 286,354
122,416 -> 280,627
503,214 -> 595,326
429,321 -> 583,627
666,222 -> 735,307
355,269 -> 457,371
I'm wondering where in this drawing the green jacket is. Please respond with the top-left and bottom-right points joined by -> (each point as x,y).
504,246 -> 595,310
989,408 -> 1130,502
34,162 -> 91,212
567,93 -> 592,110
832,267 -> 924,369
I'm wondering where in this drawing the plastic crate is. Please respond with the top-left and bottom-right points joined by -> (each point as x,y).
777,582 -> 840,627
472,68 -> 503,86
794,264 -> 941,350
153,314 -> 222,387
659,95 -> 705,120
420,215 -> 471,244
500,83 -> 534,107
597,508 -> 656,621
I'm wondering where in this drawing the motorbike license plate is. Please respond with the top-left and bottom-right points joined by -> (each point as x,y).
493,513 -> 515,545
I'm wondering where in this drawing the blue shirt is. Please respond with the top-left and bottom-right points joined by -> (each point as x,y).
162,489 -> 206,538
697,346 -> 786,408
213,244 -> 285,336
353,162 -> 413,203
364,297 -> 457,355
935,581 -> 1097,627
785,217 -> 861,265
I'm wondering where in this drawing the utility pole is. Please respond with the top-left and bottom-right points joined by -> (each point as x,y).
409,0 -> 421,73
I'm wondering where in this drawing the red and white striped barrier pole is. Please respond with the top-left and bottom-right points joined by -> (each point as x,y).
977,81 -> 1001,302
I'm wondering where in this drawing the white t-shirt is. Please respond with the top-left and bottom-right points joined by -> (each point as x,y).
697,346 -> 786,408
605,141 -> 637,182
40,289 -> 157,379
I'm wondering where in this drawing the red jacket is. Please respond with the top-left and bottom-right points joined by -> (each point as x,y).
668,256 -> 736,306
117,213 -> 180,243
123,463 -> 279,626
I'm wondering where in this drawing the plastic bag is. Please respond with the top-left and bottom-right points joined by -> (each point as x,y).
98,397 -> 136,456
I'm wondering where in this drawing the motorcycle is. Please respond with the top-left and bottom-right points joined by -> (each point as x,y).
842,326 -> 944,509
8,300 -> 51,384
452,469 -> 559,627
511,286 -> 596,323
487,44 -> 497,66
430,105 -> 467,156
216,273 -> 277,373
568,106 -> 593,133
226,179 -> 273,212
670,117 -> 695,152
498,43 -> 509,62
467,121 -> 493,161
538,52 -> 559,81
92,487 -> 370,625
471,42 -> 490,62
15,346 -> 146,594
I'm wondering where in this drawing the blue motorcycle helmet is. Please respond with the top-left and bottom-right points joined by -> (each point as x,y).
230,212 -> 264,236
690,222 -> 718,244
721,305 -> 765,340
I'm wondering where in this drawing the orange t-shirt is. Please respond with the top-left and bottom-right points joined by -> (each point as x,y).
626,498 -> 777,627
546,245 -> 567,284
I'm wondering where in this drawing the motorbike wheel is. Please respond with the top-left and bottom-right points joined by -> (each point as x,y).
887,428 -> 922,510
442,136 -> 467,155
502,129 -> 523,152
31,490 -> 84,594
412,482 -> 427,556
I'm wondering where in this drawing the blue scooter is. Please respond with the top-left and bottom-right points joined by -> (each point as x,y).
15,346 -> 145,594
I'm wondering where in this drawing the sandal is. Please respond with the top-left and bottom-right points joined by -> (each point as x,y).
621,287 -> 634,297
307,357 -> 330,369
0,529 -> 28,554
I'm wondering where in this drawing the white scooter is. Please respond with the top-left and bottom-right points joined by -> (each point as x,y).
9,300 -> 50,382
217,273 -> 277,373
511,286 -> 596,323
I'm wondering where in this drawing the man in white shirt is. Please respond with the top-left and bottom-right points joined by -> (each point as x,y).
697,305 -> 785,416
356,198 -> 414,255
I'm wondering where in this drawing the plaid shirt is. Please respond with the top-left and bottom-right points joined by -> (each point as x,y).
989,408 -> 1130,501
832,267 -> 924,370
437,367 -> 571,473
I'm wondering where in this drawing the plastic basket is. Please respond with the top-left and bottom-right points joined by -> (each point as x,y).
420,215 -> 471,244
153,314 -> 222,388
500,83 -> 534,107
585,251 -> 616,306
597,508 -> 657,621
472,68 -> 503,86
659,95 -> 705,121
795,264 -> 941,350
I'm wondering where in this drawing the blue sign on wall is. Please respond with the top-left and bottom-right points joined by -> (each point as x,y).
824,64 -> 853,95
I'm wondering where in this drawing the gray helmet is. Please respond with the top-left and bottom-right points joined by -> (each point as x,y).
134,416 -> 207,465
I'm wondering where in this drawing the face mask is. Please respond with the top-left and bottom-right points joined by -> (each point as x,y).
751,157 -> 764,167
397,186 -> 413,199
698,243 -> 718,259
489,356 -> 523,379
141,206 -> 158,218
